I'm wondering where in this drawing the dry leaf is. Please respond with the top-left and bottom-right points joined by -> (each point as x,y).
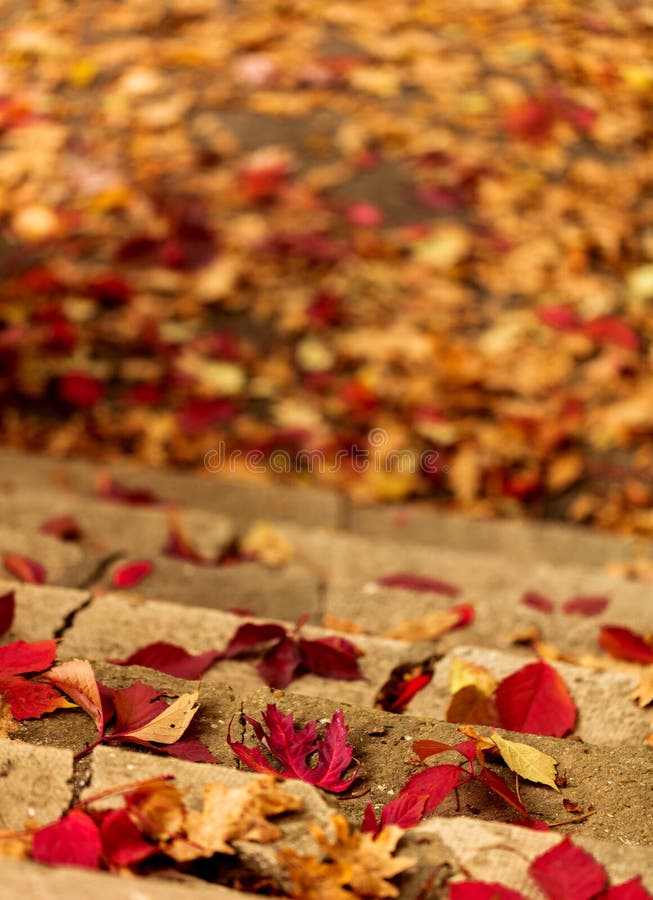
241,521 -> 294,567
384,609 -> 461,642
491,732 -> 560,791
449,657 -> 497,697
279,814 -> 415,899
631,667 -> 653,708
123,688 -> 200,744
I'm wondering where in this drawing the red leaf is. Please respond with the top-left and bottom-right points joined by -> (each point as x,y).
96,474 -> 159,506
521,591 -> 555,614
220,622 -> 287,659
40,515 -> 83,541
386,672 -> 433,713
3,553 -> 46,585
529,836 -> 607,900
504,98 -> 557,142
32,810 -> 102,870
162,512 -> 207,564
449,883 -> 526,899
111,682 -> 168,735
100,808 -> 157,868
563,596 -> 609,616
44,660 -> 108,737
602,878 -> 653,899
452,603 -> 475,628
139,735 -> 219,763
0,589 -> 15,636
257,635 -> 303,689
298,636 -> 365,681
58,371 -> 104,408
583,316 -> 640,351
380,792 -> 428,831
0,639 -> 57,675
345,202 -> 385,227
377,572 -> 460,597
361,802 -> 379,834
108,642 -> 219,680
399,764 -> 463,815
228,704 -> 358,793
495,661 -> 577,737
413,739 -> 477,763
536,305 -> 582,331
3,678 -> 71,720
111,560 -> 154,589
476,766 -> 527,815
599,626 -> 653,664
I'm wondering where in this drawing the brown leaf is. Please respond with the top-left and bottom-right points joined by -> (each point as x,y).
279,814 -> 415,899
631,667 -> 653,708
383,609 -> 461,642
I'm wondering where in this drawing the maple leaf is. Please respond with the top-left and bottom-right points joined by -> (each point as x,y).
529,836 -> 607,900
279,814 -> 416,899
495,661 -> 576,737
599,626 -> 653,665
228,704 -> 358,793
168,776 -> 302,861
3,553 -> 46,585
32,809 -> 102,870
111,559 -> 154,589
0,589 -> 15,636
0,638 -> 70,720
108,641 -> 219,680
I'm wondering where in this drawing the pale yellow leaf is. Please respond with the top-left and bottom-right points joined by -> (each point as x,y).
126,688 -> 199,744
449,657 -> 497,697
491,732 -> 559,791
44,659 -> 103,733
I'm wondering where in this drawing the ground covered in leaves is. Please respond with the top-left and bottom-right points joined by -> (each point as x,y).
2,0 -> 653,529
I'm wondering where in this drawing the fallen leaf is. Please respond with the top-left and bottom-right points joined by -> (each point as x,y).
631,668 -> 653,708
599,626 -> 653,665
529,836 -> 607,899
0,590 -> 15,637
377,572 -> 460,597
446,686 -> 498,726
40,515 -> 83,541
110,684 -> 199,745
228,704 -> 358,793
521,592 -> 555,614
32,810 -> 102,870
562,596 -> 609,616
110,559 -> 154,589
495,661 -> 577,737
240,521 -> 294,567
44,659 -> 107,734
491,732 -> 560,791
100,808 -> 157,868
279,814 -> 415,899
384,608 -> 464,642
125,778 -> 186,841
3,554 -> 46,585
449,658 -> 497,697
108,641 -> 219,680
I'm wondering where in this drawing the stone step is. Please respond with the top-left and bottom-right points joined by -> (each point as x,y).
0,579 -> 89,641
0,448 -> 344,530
0,740 -> 73,831
0,525 -> 101,590
14,662 -> 653,848
2,447 -> 651,571
278,525 -> 653,656
406,644 -> 651,748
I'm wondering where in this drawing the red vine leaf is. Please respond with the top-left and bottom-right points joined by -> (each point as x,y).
599,626 -> 653,665
3,553 -> 46,585
32,809 -> 102,870
562,596 -> 609,616
376,572 -> 460,597
529,836 -> 607,900
495,661 -> 576,737
111,559 -> 154,589
108,641 -> 219,680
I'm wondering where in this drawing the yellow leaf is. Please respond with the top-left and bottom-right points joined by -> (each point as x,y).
125,689 -> 199,744
491,732 -> 559,791
449,657 -> 497,697
383,609 -> 461,642
44,659 -> 104,733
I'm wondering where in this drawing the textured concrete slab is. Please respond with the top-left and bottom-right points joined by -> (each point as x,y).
0,740 -> 73,830
238,689 -> 653,845
349,501 -> 652,568
408,645 -> 652,748
0,489 -> 233,560
103,557 -> 322,622
1,859 -> 259,900
399,817 -> 653,897
0,448 -> 344,530
277,526 -> 653,655
57,592 -> 424,708
0,525 -> 95,589
0,580 -> 88,641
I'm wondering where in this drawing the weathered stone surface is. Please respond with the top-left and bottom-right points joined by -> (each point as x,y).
0,525 -> 98,588
0,579 -> 88,641
399,817 -> 653,897
0,489 -> 233,560
349,501 -> 652,567
1,859 -> 259,900
277,526 -> 653,655
101,557 -> 322,621
0,740 -> 73,830
58,593 -> 424,707
0,448 -> 344,529
408,645 -> 652,748
238,689 -> 653,845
